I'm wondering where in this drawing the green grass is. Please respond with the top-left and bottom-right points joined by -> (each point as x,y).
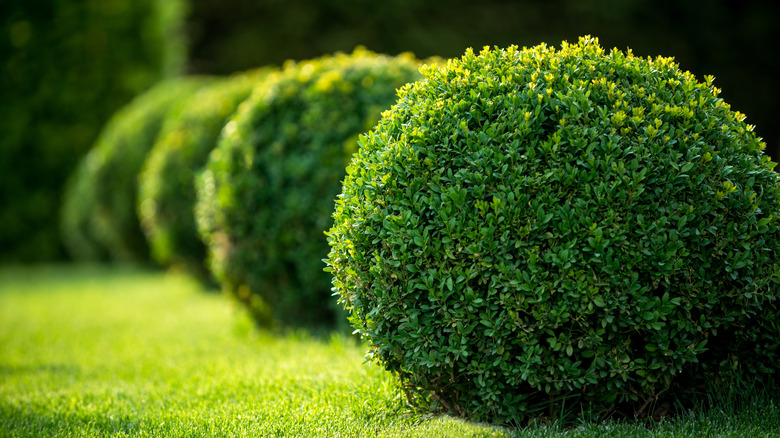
1,265 -> 779,437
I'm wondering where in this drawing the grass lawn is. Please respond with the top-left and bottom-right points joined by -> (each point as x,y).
1,265 -> 778,437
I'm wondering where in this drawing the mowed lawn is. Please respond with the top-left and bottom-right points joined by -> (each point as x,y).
1,265 -> 778,437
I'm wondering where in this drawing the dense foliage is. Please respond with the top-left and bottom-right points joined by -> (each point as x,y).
1,0 -> 186,262
196,48 -> 425,327
61,78 -> 211,263
326,37 -> 780,422
138,69 -> 273,277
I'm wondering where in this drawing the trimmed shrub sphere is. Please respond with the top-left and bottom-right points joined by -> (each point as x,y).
326,37 -> 780,422
196,48 -> 425,327
138,68 -> 273,276
61,77 -> 211,263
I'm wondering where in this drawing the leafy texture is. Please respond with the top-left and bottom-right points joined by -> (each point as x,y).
138,69 -> 273,277
326,36 -> 780,423
196,48 -> 425,328
61,77 -> 212,263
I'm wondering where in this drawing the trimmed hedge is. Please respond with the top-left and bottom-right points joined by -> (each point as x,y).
326,37 -> 780,422
61,77 -> 212,263
1,0 -> 186,262
137,68 -> 274,277
196,48 -> 426,327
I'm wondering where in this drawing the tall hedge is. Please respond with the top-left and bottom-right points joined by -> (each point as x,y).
196,48 -> 425,327
61,77 -> 211,263
137,68 -> 273,277
0,0 -> 186,262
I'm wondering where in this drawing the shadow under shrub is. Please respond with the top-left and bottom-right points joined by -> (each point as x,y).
326,36 -> 780,424
196,48 -> 427,328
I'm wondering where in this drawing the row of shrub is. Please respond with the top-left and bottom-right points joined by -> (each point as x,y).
63,38 -> 780,424
187,0 -> 779,163
62,47 -> 427,329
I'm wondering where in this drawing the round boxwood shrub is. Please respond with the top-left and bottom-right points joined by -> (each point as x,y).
137,68 -> 273,277
326,36 -> 780,422
61,77 -> 212,263
196,48 -> 426,327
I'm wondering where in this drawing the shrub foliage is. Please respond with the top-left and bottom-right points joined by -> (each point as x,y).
326,37 -> 780,422
61,77 -> 211,263
196,48 -> 425,327
138,69 -> 273,276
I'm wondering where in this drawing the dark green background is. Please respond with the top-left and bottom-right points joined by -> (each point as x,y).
1,0 -> 184,262
187,0 -> 779,161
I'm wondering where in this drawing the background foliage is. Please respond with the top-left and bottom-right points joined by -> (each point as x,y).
186,0 -> 779,163
0,0 -> 186,262
61,78 -> 211,263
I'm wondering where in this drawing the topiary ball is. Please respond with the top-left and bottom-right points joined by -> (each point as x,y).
326,36 -> 780,423
195,48 -> 426,328
61,77 -> 211,263
138,68 -> 273,278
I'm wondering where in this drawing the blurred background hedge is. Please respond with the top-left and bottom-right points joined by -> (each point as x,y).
1,0 -> 186,262
61,77 -> 211,264
1,0 -> 778,263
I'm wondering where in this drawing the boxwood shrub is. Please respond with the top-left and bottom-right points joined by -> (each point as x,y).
326,36 -> 780,422
61,77 -> 212,263
137,68 -> 273,277
196,48 -> 425,327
